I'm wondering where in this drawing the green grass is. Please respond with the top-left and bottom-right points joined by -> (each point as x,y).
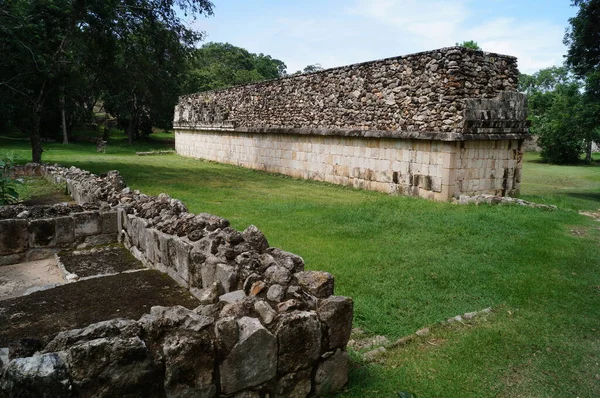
520,151 -> 600,210
2,134 -> 599,397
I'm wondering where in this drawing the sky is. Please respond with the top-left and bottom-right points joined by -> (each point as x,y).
189,0 -> 578,75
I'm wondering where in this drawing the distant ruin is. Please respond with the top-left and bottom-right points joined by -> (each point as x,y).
1,165 -> 352,397
174,46 -> 530,201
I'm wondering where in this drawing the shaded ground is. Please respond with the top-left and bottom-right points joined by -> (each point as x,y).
0,270 -> 199,346
21,191 -> 74,206
59,246 -> 144,277
0,258 -> 64,300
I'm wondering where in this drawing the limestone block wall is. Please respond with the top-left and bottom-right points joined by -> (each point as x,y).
176,131 -> 523,201
174,46 -> 529,201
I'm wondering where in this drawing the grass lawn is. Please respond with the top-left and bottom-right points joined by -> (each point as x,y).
2,132 -> 599,397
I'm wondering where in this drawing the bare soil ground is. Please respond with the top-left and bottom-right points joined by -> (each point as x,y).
58,246 -> 144,277
0,258 -> 64,301
0,270 -> 199,346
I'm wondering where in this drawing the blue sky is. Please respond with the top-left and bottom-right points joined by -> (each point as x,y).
189,0 -> 577,75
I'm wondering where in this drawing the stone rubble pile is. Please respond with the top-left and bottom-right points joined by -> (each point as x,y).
455,194 -> 557,209
1,164 -> 354,397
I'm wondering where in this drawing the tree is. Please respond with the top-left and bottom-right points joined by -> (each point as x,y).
292,64 -> 324,75
0,0 -> 214,161
456,40 -> 482,50
564,0 -> 600,161
519,67 -> 597,163
182,42 -> 287,94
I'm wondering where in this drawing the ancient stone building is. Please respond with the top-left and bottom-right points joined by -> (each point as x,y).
174,47 -> 529,201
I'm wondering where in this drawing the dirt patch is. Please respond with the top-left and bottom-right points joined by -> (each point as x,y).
58,246 -> 144,277
0,270 -> 199,346
580,209 -> 600,222
0,258 -> 64,300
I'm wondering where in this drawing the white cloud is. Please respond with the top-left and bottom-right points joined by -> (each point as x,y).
191,0 -> 568,75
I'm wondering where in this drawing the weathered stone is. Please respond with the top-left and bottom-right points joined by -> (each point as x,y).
274,368 -> 312,398
267,284 -> 285,302
65,336 -> 162,396
44,318 -> 142,353
220,297 -> 257,319
265,265 -> 291,285
267,248 -> 305,273
215,263 -> 237,292
254,300 -> 276,325
8,339 -> 45,360
275,311 -> 321,373
163,330 -> 216,398
314,349 -> 350,395
0,219 -> 28,255
28,219 -> 56,247
249,280 -> 267,297
277,299 -> 300,313
220,317 -> 277,394
242,225 -> 269,253
219,289 -> 246,304
294,271 -> 334,298
167,237 -> 192,286
141,306 -> 214,337
54,216 -> 75,245
214,316 -> 238,356
101,211 -> 118,234
72,211 -> 102,237
317,296 -> 353,350
0,353 -> 71,397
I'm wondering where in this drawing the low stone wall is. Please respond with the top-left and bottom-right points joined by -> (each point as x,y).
174,47 -> 529,201
0,205 -> 118,266
0,164 -> 353,397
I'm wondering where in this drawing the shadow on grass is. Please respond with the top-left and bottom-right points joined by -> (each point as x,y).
566,191 -> 600,204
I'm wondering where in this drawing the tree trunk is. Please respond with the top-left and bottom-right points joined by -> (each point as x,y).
60,90 -> 69,144
127,118 -> 135,145
585,139 -> 592,163
30,111 -> 43,163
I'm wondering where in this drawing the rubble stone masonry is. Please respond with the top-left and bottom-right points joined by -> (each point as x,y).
174,47 -> 530,201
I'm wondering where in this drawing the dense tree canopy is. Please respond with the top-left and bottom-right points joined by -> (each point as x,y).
0,0 -> 214,161
520,67 -> 599,163
182,42 -> 287,94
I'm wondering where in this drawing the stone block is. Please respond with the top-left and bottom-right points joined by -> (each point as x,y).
294,271 -> 334,298
0,219 -> 28,255
101,211 -> 118,234
163,330 -> 216,398
28,218 -> 56,247
54,216 -> 75,246
220,317 -> 277,395
317,296 -> 354,351
72,211 -> 102,237
168,237 -> 192,286
275,311 -> 321,374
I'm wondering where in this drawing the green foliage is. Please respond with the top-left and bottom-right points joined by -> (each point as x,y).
0,151 -> 22,205
0,0 -> 215,159
293,64 -> 325,75
455,40 -> 482,50
564,0 -> 600,161
520,66 -> 598,164
182,42 -> 287,94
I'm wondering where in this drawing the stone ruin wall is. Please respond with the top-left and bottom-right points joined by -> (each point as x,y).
174,47 -> 529,201
0,164 -> 352,397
